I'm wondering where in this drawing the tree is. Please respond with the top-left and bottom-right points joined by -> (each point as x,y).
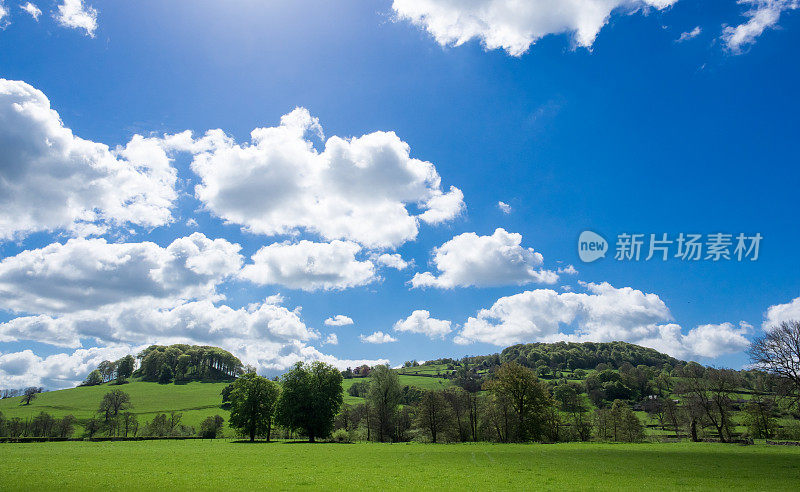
554,383 -> 592,441
366,365 -> 401,442
199,415 -> 225,439
415,390 -> 451,443
98,389 -> 132,436
22,386 -> 42,405
485,362 -> 552,442
84,417 -> 103,438
276,361 -> 343,442
122,412 -> 139,437
97,360 -> 116,382
82,370 -> 103,387
116,355 -> 135,382
676,365 -> 740,442
742,395 -> 778,439
55,415 -> 77,438
158,364 -> 174,384
229,373 -> 280,442
749,320 -> 800,408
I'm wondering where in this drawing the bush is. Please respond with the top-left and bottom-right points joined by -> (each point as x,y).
330,429 -> 352,443
775,421 -> 800,441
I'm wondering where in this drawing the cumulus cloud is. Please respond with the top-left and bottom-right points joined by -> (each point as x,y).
0,2 -> 9,26
677,26 -> 701,42
411,228 -> 558,288
763,296 -> 800,328
55,0 -> 97,37
323,333 -> 339,345
21,2 -> 41,20
723,0 -> 799,53
374,253 -> 410,270
393,310 -> 452,339
454,282 -> 750,359
392,0 -> 677,56
497,201 -> 512,214
239,240 -> 376,291
360,331 -> 398,344
325,315 -> 354,326
188,107 -> 463,248
0,345 -> 133,389
0,79 -> 178,240
0,233 -> 242,315
0,296 -> 387,387
558,265 -> 578,275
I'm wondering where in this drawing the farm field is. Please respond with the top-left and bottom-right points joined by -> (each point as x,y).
0,440 -> 798,490
0,381 -> 232,431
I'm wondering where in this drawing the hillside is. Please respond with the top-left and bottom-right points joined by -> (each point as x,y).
0,380 -> 232,432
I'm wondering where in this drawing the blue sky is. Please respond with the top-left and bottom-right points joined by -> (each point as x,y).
1,0 -> 799,388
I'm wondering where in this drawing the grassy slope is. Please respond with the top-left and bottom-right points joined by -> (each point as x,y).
1,375 -> 454,428
0,380 -> 231,430
0,441 -> 798,490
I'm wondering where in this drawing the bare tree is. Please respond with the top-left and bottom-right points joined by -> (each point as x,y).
749,320 -> 800,408
676,365 -> 740,442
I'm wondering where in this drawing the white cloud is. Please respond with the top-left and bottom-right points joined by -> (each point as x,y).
323,333 -> 339,345
722,0 -> 799,53
325,315 -> 354,326
0,296 -> 390,387
497,201 -> 512,214
186,218 -> 199,228
375,253 -> 410,270
0,2 -> 9,26
411,228 -> 558,288
21,2 -> 41,20
763,296 -> 800,328
360,331 -> 398,344
239,240 -> 377,291
55,0 -> 97,37
0,79 -> 178,240
392,0 -> 678,56
455,282 -> 749,359
677,26 -> 701,42
393,310 -> 452,339
0,233 -> 242,314
0,345 -> 133,389
558,264 -> 578,275
188,107 -> 463,248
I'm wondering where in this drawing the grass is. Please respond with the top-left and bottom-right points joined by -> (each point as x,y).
1,375 -> 454,430
0,380 -> 231,430
0,441 -> 798,490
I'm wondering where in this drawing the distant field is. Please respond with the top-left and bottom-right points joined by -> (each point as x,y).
1,376 -> 454,430
0,441 -> 798,490
0,381 -> 231,431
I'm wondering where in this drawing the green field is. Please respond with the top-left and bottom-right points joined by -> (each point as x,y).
0,381 -> 231,431
0,441 -> 798,490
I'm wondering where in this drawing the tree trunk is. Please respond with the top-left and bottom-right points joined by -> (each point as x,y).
250,425 -> 255,442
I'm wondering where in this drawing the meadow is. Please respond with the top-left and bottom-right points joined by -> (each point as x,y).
0,440 -> 798,490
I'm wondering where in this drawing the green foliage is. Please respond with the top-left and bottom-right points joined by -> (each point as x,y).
486,362 -> 553,442
137,344 -> 243,383
367,365 -> 401,442
199,415 -> 225,439
330,428 -> 352,443
82,370 -> 103,387
276,361 -> 343,442
228,373 -> 280,442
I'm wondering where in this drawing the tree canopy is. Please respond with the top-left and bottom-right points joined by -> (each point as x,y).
275,361 -> 343,442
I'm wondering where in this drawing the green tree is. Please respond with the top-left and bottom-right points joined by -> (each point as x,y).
98,389 -> 132,436
486,362 -> 552,442
158,363 -> 174,384
199,415 -> 226,439
229,373 -> 280,442
116,355 -> 135,382
276,361 -> 344,442
82,370 -> 103,386
366,365 -> 401,442
414,390 -> 451,443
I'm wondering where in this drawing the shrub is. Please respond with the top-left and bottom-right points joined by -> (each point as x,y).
331,429 -> 352,443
